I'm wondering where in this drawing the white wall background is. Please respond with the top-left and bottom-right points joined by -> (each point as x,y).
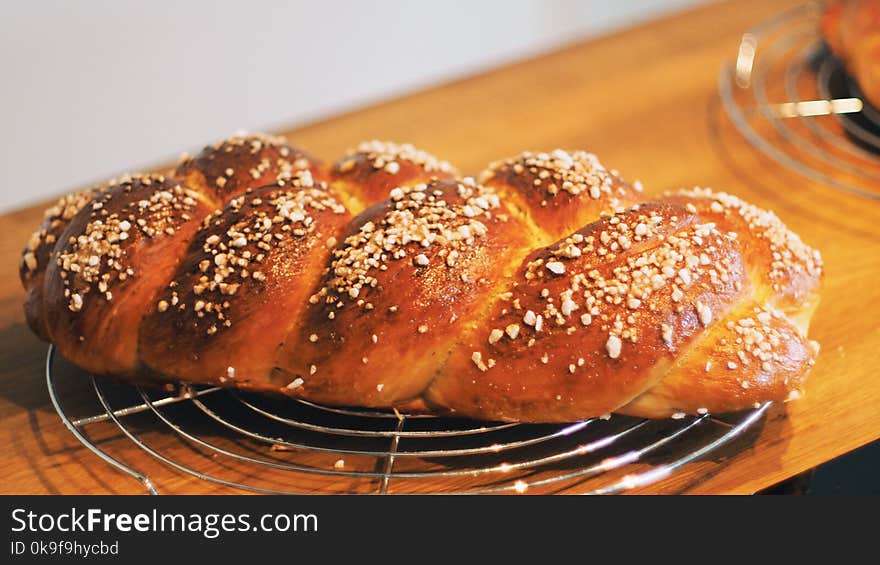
0,0 -> 701,212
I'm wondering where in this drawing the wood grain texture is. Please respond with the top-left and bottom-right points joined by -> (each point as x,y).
2,0 -> 878,494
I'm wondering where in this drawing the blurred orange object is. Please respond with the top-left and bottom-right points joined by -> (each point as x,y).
822,0 -> 880,109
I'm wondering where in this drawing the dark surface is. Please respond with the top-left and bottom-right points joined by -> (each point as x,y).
807,439 -> 880,495
759,439 -> 880,495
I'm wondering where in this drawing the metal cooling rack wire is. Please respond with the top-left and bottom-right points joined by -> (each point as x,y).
46,345 -> 159,495
718,1 -> 880,200
46,344 -> 771,495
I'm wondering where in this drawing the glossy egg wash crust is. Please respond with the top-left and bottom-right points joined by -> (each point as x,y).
20,132 -> 823,422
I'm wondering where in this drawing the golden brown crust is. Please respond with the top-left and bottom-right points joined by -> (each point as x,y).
664,188 -> 822,314
23,135 -> 824,423
43,174 -> 214,376
331,140 -> 457,211
480,149 -> 643,244
20,187 -> 104,340
275,178 -> 533,406
429,202 -> 747,421
175,132 -> 319,204
140,172 -> 351,386
618,303 -> 817,418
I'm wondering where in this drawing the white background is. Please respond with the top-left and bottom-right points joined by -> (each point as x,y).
0,0 -> 700,212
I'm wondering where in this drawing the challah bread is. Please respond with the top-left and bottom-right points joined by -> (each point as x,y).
138,175 -> 351,388
822,0 -> 880,109
276,177 -> 537,407
174,132 -> 320,202
21,187 -> 103,341
616,189 -> 821,418
42,176 -> 216,377
330,140 -> 458,210
20,132 -> 823,422
429,201 -> 744,421
478,150 -> 643,243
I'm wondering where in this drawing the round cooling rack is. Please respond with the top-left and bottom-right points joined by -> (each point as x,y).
46,345 -> 771,495
719,1 -> 880,200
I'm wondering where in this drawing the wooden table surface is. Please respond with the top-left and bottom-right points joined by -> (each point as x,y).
2,0 -> 878,495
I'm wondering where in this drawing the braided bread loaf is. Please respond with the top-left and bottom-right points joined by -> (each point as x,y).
20,133 -> 823,422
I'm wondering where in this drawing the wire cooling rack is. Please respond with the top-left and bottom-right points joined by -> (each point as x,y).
46,345 -> 770,494
719,1 -> 880,200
